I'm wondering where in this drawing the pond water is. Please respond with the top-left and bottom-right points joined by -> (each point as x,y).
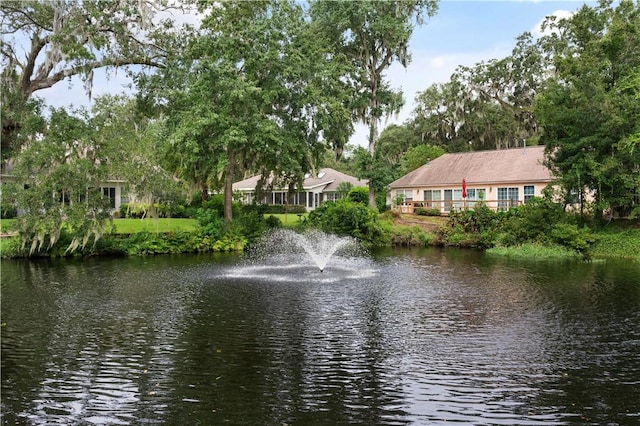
2,246 -> 639,425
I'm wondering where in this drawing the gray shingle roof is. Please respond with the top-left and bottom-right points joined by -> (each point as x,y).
389,146 -> 552,188
233,168 -> 368,192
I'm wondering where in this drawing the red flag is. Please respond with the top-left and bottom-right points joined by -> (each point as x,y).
462,178 -> 467,198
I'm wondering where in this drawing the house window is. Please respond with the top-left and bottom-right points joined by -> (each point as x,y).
58,189 -> 71,205
568,189 -> 580,204
325,192 -> 338,202
444,189 -> 452,211
453,189 -> 464,210
443,189 -> 466,211
524,185 -> 535,203
498,187 -> 519,210
424,190 -> 441,209
465,188 -> 485,208
102,187 -> 116,209
395,189 -> 413,204
465,188 -> 486,200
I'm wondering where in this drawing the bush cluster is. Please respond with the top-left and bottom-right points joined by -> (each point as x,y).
437,198 -> 597,257
415,207 -> 441,217
260,204 -> 307,214
303,198 -> 387,247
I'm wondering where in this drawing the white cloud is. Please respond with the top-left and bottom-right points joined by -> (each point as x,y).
531,9 -> 574,38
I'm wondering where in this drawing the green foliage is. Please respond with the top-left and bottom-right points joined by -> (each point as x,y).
112,230 -> 246,256
260,204 -> 307,214
411,32 -> 546,152
448,204 -> 500,234
119,202 -> 191,219
486,243 -> 583,260
1,1 -> 168,160
265,215 -> 282,228
400,144 -> 445,174
0,236 -> 22,258
196,205 -> 224,239
336,181 -> 353,198
550,223 -> 597,255
437,199 -> 598,256
310,0 -> 438,207
536,0 -> 640,218
390,225 -> 433,247
1,182 -> 19,219
304,199 -> 387,246
347,187 -> 369,204
415,207 -> 442,216
234,205 -> 267,243
591,226 -> 640,259
498,198 -> 564,244
12,108 -> 114,255
351,145 -> 398,210
142,0 -> 351,221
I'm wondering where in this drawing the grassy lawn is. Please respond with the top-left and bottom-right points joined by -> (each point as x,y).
110,218 -> 198,234
1,215 -> 305,235
266,213 -> 307,227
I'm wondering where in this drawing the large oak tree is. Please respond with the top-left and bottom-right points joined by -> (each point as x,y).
0,0 -> 175,160
309,0 -> 438,209
536,0 -> 640,218
141,0 -> 353,221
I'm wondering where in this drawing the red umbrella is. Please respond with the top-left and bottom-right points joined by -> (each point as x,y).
462,178 -> 467,198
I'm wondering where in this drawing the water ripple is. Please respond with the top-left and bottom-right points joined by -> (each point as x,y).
2,252 -> 640,424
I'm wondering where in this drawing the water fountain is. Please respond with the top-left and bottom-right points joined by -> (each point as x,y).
222,229 -> 376,283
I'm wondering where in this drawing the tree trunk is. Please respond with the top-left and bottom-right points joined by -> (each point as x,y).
368,79 -> 380,211
223,150 -> 236,222
201,182 -> 209,202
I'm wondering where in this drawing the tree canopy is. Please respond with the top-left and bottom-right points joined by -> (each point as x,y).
310,0 -> 439,208
536,0 -> 640,218
0,0 -> 179,160
411,32 -> 546,152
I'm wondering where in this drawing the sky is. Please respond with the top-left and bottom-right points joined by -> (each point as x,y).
37,0 -> 597,149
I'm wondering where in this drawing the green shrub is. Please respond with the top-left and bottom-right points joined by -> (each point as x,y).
265,215 -> 282,228
487,243 -> 583,260
550,222 -> 597,255
591,227 -> 640,259
347,187 -> 369,204
196,205 -> 224,239
0,237 -> 23,258
498,198 -> 564,243
235,206 -> 266,243
391,225 -> 433,247
1,183 -> 19,219
448,204 -> 499,234
305,199 -> 387,246
261,204 -> 306,214
415,207 -> 441,216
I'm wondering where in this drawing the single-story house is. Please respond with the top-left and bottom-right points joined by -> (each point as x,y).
2,161 -> 128,213
388,146 -> 553,214
233,168 -> 368,211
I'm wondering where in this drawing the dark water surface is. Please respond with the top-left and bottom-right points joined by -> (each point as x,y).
2,248 -> 639,425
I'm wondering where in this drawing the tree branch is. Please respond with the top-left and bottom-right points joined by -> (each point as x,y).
22,32 -> 47,96
26,57 -> 166,95
0,4 -> 54,32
